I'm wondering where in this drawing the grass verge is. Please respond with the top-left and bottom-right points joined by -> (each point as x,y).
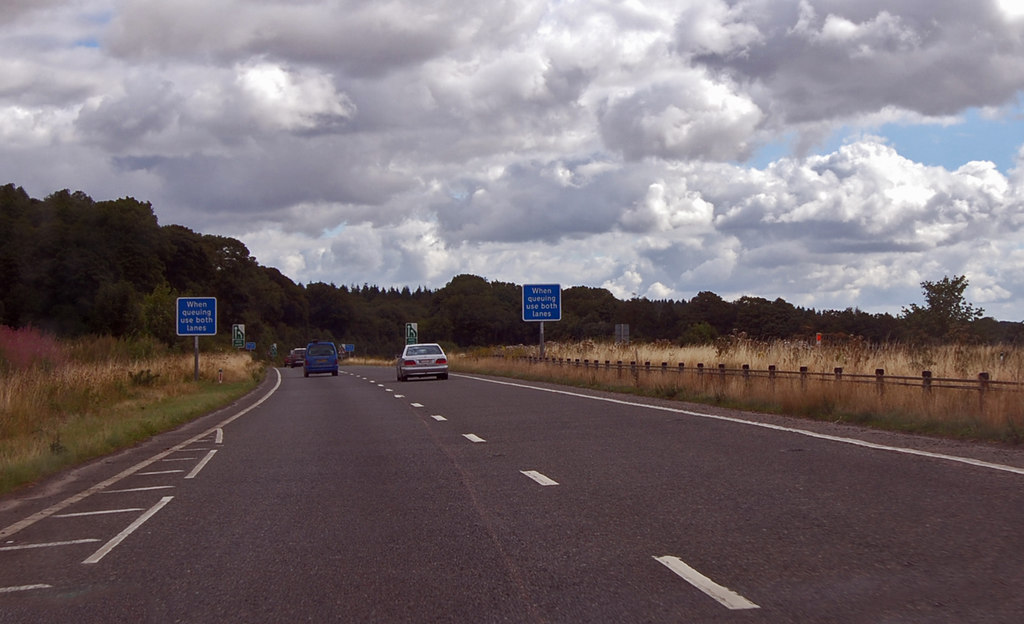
1,344 -> 262,497
453,353 -> 1024,445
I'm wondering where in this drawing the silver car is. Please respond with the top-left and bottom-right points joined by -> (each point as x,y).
396,343 -> 449,381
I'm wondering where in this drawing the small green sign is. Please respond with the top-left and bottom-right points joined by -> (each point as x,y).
405,322 -> 418,344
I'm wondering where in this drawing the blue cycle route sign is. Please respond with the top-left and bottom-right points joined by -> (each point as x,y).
176,297 -> 217,336
522,284 -> 561,321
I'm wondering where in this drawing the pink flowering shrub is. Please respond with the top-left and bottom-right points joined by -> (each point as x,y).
0,326 -> 66,371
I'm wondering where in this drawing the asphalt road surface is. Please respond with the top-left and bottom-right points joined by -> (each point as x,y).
3,365 -> 1024,623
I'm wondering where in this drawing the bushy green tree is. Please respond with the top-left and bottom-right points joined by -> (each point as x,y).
900,275 -> 983,343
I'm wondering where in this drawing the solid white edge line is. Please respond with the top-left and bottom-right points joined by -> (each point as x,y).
463,434 -> 486,443
184,450 -> 217,479
520,470 -> 559,486
0,539 -> 101,552
0,368 -> 281,541
655,555 -> 759,610
0,584 -> 53,594
460,375 -> 1024,477
83,496 -> 173,564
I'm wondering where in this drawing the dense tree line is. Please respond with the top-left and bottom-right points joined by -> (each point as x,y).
1,184 -> 1021,357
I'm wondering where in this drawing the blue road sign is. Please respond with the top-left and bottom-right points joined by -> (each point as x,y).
522,284 -> 561,321
176,297 -> 217,336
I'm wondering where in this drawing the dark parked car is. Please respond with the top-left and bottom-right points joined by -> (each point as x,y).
396,343 -> 448,381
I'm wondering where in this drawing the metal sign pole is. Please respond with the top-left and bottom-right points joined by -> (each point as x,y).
539,321 -> 545,359
194,336 -> 200,381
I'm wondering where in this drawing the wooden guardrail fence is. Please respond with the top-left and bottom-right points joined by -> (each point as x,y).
505,356 -> 1021,397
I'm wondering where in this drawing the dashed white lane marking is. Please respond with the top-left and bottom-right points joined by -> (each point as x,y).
185,450 -> 217,479
83,496 -> 173,564
215,428 -> 224,444
463,434 -> 486,443
654,556 -> 760,610
0,539 -> 101,552
0,584 -> 52,594
431,414 -> 447,422
54,508 -> 144,519
138,470 -> 185,476
520,470 -> 559,486
410,403 -> 424,408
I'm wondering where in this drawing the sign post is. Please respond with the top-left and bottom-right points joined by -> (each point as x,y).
522,284 -> 561,359
177,297 -> 217,381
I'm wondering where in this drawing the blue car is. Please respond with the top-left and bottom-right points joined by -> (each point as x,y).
303,341 -> 339,377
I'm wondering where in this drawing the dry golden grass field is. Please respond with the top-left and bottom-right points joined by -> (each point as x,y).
0,331 -> 261,496
454,340 -> 1024,443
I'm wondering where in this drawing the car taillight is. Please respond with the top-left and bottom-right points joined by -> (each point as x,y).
404,360 -> 417,366
436,358 -> 447,364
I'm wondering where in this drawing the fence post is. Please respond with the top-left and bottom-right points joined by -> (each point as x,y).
768,365 -> 776,392
697,363 -> 704,377
718,363 -> 726,380
979,372 -> 990,412
742,364 -> 750,381
875,369 -> 885,397
922,370 -> 932,393
645,361 -> 651,372
834,367 -> 843,382
661,362 -> 668,373
800,366 -> 808,390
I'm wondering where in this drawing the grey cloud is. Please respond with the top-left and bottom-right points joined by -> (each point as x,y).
598,76 -> 762,162
76,79 -> 181,148
690,0 -> 1024,124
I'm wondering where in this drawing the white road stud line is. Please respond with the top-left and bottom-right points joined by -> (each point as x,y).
520,470 -> 559,486
431,414 -> 447,422
0,539 -> 101,552
654,555 -> 759,610
0,584 -> 52,594
0,368 -> 281,541
463,434 -> 486,443
463,375 -> 1024,477
185,450 -> 217,479
54,508 -> 144,519
83,496 -> 173,564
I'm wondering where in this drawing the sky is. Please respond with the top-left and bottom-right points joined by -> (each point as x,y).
3,1 -> 1024,322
